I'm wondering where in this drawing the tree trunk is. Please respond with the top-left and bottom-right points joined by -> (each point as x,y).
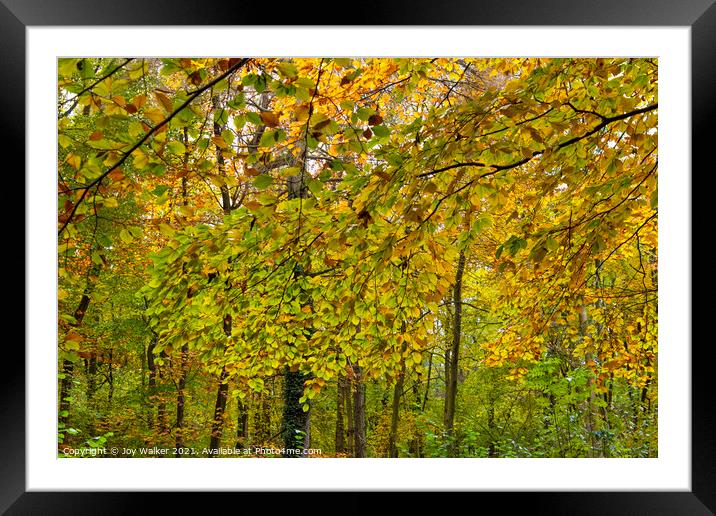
235,397 -> 248,449
59,263 -> 99,430
281,366 -> 310,454
174,342 -> 189,455
422,351 -> 433,412
208,311 -> 233,453
175,129 -> 192,454
209,367 -> 229,453
579,303 -> 598,457
352,364 -> 366,458
388,336 -> 407,458
107,350 -> 114,405
388,372 -> 404,457
487,403 -> 497,457
444,250 -> 466,456
146,332 -> 158,430
335,373 -> 346,454
345,374 -> 355,456
157,351 -> 168,436
279,165 -> 313,456
409,382 -> 423,457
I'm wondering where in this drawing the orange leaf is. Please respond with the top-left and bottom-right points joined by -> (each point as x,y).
65,331 -> 83,343
132,94 -> 147,108
259,111 -> 280,127
154,91 -> 173,112
108,169 -> 125,182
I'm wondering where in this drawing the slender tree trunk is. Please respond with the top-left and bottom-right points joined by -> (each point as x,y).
209,314 -> 233,453
335,374 -> 346,454
444,250 -> 466,456
422,352 -> 433,412
409,382 -> 423,457
157,351 -> 168,436
107,350 -> 114,405
175,129 -> 192,453
352,364 -> 366,458
235,397 -> 248,449
487,402 -> 497,457
279,167 -> 313,456
388,373 -> 404,457
345,374 -> 355,456
442,312 -> 453,427
146,332 -> 158,430
209,367 -> 230,453
263,383 -> 272,439
388,337 -> 407,458
59,262 -> 100,430
174,342 -> 189,455
579,303 -> 598,457
281,366 -> 310,454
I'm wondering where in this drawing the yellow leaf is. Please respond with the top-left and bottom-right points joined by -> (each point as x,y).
144,108 -> 165,124
66,154 -> 81,170
132,149 -> 148,169
211,136 -> 228,149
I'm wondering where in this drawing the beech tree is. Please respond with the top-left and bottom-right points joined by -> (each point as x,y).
58,57 -> 657,458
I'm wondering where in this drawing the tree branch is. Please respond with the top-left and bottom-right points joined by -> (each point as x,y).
58,58 -> 134,118
58,58 -> 251,236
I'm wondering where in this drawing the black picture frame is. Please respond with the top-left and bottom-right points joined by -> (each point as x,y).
7,1 -> 712,513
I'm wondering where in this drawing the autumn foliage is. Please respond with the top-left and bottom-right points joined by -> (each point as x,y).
58,57 -> 657,458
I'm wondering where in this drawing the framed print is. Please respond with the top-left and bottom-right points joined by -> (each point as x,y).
7,0 -> 713,513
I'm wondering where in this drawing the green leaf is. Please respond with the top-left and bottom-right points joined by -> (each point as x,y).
246,112 -> 263,126
214,109 -> 229,127
259,131 -> 275,148
58,134 -> 72,148
119,229 -> 134,244
221,129 -> 234,146
356,107 -> 375,121
277,61 -> 298,79
306,178 -> 323,196
153,185 -> 169,196
372,125 -> 390,137
253,175 -> 274,190
166,141 -> 186,154
159,223 -> 175,237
